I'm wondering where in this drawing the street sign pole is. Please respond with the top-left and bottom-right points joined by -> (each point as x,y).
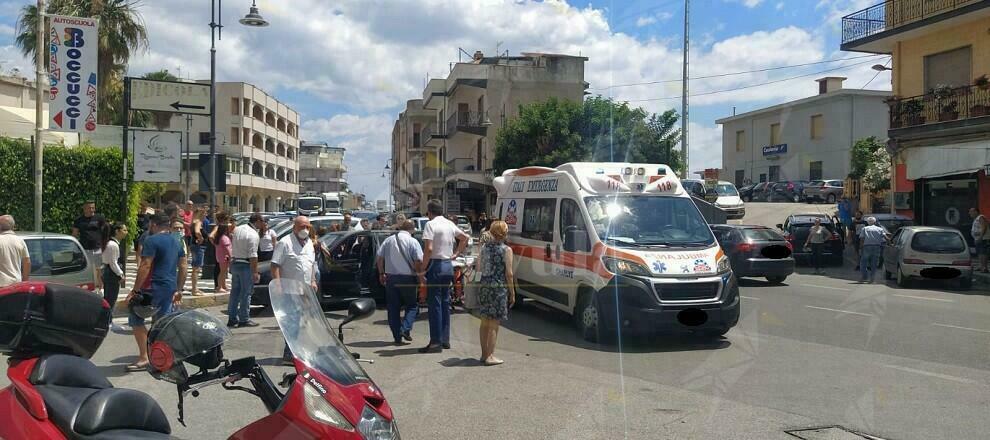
33,0 -> 44,231
209,0 -> 219,217
122,77 -> 130,221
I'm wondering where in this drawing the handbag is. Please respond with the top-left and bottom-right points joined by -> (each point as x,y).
463,251 -> 483,310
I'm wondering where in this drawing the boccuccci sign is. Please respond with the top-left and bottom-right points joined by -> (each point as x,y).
48,15 -> 99,133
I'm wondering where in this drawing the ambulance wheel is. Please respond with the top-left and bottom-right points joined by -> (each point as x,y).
575,290 -> 601,343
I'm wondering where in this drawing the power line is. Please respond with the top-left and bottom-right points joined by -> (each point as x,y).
590,54 -> 887,91
618,57 -> 888,103
861,58 -> 890,89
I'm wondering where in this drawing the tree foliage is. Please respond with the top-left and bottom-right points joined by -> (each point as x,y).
849,136 -> 890,193
16,0 -> 149,125
493,96 -> 683,175
0,137 -> 145,247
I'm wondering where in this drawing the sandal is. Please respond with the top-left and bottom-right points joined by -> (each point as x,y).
483,358 -> 504,366
125,362 -> 149,372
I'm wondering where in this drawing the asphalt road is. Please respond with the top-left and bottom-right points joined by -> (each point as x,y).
3,202 -> 989,440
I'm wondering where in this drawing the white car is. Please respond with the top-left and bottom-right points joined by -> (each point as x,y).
882,226 -> 972,289
712,181 -> 745,220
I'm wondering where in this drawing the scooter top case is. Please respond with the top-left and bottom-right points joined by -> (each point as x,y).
0,282 -> 111,359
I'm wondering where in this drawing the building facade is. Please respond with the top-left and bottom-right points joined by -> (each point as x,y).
841,0 -> 990,235
392,51 -> 588,214
718,78 -> 890,187
298,141 -> 347,194
158,81 -> 300,212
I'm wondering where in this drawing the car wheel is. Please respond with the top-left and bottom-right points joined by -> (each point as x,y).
827,194 -> 836,204
743,195 -> 751,202
766,276 -> 787,284
575,291 -> 600,343
793,195 -> 800,203
896,265 -> 910,287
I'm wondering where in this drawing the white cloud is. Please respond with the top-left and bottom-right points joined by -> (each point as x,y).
776,2 -> 785,10
635,11 -> 673,27
635,16 -> 656,27
0,23 -> 14,36
687,122 -> 723,171
726,0 -> 764,8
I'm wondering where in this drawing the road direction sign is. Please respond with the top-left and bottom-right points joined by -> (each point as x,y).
133,130 -> 182,183
128,78 -> 211,115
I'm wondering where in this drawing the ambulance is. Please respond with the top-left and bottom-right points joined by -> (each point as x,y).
493,162 -> 740,342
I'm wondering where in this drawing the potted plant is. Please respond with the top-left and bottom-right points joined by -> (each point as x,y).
903,99 -> 925,126
975,74 -> 989,90
939,100 -> 959,121
886,96 -> 903,128
932,84 -> 954,100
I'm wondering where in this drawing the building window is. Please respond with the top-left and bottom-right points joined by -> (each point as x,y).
520,198 -> 556,242
770,123 -> 781,146
735,130 -> 745,152
198,132 -> 210,145
231,98 -> 239,115
759,173 -> 767,183
810,115 -> 824,140
769,165 -> 780,182
924,46 -> 971,91
230,127 -> 240,145
809,161 -> 823,180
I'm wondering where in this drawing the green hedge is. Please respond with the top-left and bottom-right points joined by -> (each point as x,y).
0,137 -> 144,247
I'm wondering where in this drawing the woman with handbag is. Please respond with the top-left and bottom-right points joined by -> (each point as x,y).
474,220 -> 515,366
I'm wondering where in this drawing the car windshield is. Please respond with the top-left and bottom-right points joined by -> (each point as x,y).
715,183 -> 738,196
585,195 -> 715,247
325,200 -> 340,209
911,231 -> 966,253
268,279 -> 370,386
297,198 -> 322,211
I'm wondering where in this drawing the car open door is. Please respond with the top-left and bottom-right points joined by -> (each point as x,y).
321,233 -> 362,297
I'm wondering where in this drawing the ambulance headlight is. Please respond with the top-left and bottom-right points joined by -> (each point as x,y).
717,256 -> 731,274
602,256 -> 651,277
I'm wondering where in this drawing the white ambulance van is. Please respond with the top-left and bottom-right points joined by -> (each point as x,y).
493,162 -> 739,342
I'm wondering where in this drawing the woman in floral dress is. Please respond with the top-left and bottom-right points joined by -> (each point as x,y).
476,220 -> 516,366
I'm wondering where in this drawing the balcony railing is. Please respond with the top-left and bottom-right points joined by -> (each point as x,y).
446,111 -> 489,137
421,123 -> 445,146
445,158 -> 483,176
842,0 -> 981,44
888,84 -> 990,129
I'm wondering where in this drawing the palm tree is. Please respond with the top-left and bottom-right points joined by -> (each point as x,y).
16,0 -> 149,124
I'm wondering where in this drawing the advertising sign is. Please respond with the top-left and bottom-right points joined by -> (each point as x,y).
133,130 -> 182,183
48,15 -> 99,133
129,78 -> 211,115
762,144 -> 788,156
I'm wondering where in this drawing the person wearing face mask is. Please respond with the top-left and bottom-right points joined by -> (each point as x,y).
271,216 -> 320,365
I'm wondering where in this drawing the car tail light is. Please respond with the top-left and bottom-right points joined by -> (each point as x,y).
784,241 -> 793,251
951,259 -> 971,266
78,282 -> 95,291
736,242 -> 754,253
829,232 -> 840,241
903,258 -> 925,265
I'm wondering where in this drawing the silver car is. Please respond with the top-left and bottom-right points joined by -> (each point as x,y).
19,232 -> 97,291
882,226 -> 972,289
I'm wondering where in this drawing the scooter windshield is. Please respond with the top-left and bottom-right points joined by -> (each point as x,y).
268,279 -> 370,386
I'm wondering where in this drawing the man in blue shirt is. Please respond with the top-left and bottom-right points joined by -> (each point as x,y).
837,197 -> 853,243
858,216 -> 890,283
125,213 -> 187,372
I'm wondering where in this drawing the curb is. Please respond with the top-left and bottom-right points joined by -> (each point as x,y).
111,293 -> 231,317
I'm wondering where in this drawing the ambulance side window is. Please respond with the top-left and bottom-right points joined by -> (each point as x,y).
560,199 -> 590,252
521,198 -> 556,242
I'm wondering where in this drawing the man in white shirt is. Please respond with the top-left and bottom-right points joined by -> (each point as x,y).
228,213 -> 264,328
376,220 -> 424,345
418,200 -> 468,353
271,216 -> 319,364
0,215 -> 29,288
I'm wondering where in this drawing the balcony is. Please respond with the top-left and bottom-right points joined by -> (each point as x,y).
841,0 -> 989,53
888,84 -> 990,138
422,123 -> 445,147
422,166 -> 443,184
445,158 -> 491,186
446,111 -> 490,138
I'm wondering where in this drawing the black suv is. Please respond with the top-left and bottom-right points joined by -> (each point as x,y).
777,214 -> 845,265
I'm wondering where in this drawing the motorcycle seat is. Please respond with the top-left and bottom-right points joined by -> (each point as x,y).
30,354 -> 172,440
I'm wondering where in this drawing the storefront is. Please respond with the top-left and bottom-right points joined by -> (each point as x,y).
903,140 -> 990,243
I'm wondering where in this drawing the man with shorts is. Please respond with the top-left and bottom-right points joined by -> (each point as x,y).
125,213 -> 187,372
72,200 -> 107,287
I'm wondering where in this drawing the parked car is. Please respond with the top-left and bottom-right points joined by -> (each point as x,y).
749,182 -> 774,202
777,214 -> 845,265
737,183 -> 756,202
712,181 -> 746,219
19,233 -> 96,291
711,225 -> 794,284
454,215 -> 473,235
767,180 -> 809,203
804,179 -> 845,203
868,213 -> 914,235
882,226 -> 972,289
681,179 -> 708,199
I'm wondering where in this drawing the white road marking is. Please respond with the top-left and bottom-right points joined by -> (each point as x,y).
800,283 -> 851,292
882,364 -> 976,384
892,294 -> 954,303
740,295 -> 760,300
932,323 -> 990,334
805,305 -> 873,317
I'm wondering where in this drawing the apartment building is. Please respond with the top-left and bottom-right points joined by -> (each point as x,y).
158,82 -> 300,212
392,51 -> 588,214
717,77 -> 890,188
298,141 -> 347,194
841,0 -> 990,233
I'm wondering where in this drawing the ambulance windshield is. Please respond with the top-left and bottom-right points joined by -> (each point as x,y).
585,195 -> 715,247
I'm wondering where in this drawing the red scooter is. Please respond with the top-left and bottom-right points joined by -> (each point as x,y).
0,280 -> 399,439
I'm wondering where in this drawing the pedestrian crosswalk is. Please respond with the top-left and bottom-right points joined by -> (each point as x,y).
120,253 -> 230,295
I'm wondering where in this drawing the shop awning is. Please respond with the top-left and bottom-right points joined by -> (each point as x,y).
904,140 -> 990,180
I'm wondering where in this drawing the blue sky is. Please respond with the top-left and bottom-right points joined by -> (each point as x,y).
0,0 -> 888,202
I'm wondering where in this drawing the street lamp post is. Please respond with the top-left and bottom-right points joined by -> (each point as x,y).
383,159 -> 394,212
208,0 -> 267,218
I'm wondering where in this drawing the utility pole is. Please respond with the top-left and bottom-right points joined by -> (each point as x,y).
33,0 -> 44,231
185,114 -> 192,200
680,0 -> 690,179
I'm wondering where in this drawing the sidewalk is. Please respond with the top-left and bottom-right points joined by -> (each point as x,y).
109,253 -> 231,317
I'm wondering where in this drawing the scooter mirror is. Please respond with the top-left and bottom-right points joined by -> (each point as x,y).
338,298 -> 377,342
